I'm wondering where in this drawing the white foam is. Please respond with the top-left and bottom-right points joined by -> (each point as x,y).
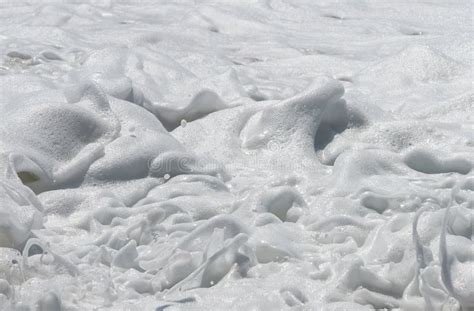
0,1 -> 472,310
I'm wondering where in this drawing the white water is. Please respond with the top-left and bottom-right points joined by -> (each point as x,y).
0,1 -> 472,310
